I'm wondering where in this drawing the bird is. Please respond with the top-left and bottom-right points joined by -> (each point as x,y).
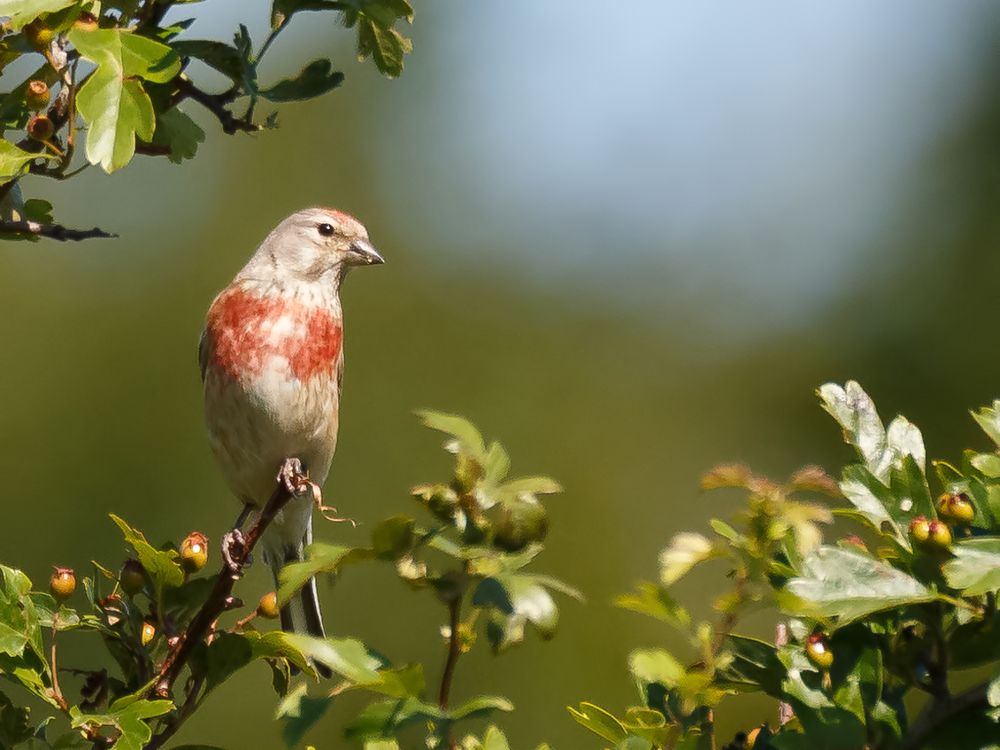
198,207 -> 383,664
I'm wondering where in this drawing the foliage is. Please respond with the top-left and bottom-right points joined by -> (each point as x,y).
0,413 -> 571,748
0,0 -> 413,236
572,381 -> 1000,750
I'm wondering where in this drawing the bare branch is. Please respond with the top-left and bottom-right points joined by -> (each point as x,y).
0,220 -> 116,241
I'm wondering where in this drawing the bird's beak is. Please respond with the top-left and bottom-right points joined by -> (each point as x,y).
349,239 -> 385,266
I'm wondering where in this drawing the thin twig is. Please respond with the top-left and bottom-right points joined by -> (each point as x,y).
438,598 -> 461,711
901,680 -> 990,750
0,220 -> 116,241
173,77 -> 258,135
48,616 -> 69,711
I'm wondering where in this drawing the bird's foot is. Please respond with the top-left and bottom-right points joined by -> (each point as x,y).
222,528 -> 247,575
278,457 -> 315,498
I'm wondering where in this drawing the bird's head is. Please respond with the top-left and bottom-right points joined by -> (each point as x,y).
250,207 -> 384,284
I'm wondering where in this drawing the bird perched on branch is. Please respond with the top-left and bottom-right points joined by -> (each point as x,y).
199,207 -> 383,665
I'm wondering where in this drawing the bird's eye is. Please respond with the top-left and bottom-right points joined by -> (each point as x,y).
317,223 -> 335,237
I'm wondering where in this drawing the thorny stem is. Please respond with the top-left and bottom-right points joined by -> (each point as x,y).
901,679 -> 991,750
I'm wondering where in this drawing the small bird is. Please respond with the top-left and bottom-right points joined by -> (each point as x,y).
199,207 -> 383,657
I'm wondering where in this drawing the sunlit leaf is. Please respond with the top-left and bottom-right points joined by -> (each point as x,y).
658,533 -> 718,586
784,546 -> 933,621
943,539 -> 1000,596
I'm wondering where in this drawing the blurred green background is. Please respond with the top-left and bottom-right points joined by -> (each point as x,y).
3,1 -> 1000,746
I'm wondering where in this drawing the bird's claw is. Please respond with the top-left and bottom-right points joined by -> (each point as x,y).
279,457 -> 315,498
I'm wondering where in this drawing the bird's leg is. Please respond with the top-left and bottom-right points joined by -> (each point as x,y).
222,504 -> 253,575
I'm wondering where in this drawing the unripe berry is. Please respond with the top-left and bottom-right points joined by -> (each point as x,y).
72,12 -> 98,31
119,559 -> 145,596
493,500 -> 549,552
927,520 -> 952,549
179,532 -> 208,573
805,632 -> 833,670
22,21 -> 55,52
909,516 -> 930,544
25,80 -> 50,111
257,591 -> 280,619
938,493 -> 975,524
49,567 -> 75,602
140,620 -> 156,646
27,114 -> 54,142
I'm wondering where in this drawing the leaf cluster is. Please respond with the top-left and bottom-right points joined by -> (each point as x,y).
0,0 -> 413,235
573,381 -> 1000,749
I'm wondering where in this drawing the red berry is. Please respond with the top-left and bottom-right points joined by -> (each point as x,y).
805,632 -> 834,670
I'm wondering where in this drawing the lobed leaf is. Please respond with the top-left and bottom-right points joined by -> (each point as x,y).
784,546 -> 933,621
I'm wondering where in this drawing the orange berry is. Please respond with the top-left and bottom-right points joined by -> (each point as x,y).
27,114 -> 54,142
140,620 -> 156,646
257,591 -> 280,619
805,632 -> 833,670
49,567 -> 75,602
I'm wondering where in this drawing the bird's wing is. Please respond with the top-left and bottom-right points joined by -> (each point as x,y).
197,327 -> 210,383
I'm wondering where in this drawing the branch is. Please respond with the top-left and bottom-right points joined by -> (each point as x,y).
0,220 -> 116,241
901,680 -> 991,750
174,77 -> 259,135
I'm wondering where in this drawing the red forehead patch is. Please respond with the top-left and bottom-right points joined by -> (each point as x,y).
207,289 -> 342,382
321,208 -> 357,224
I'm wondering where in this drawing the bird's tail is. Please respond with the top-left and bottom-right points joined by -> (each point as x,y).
268,526 -> 332,678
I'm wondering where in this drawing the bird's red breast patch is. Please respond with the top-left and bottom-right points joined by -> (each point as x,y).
206,288 -> 342,382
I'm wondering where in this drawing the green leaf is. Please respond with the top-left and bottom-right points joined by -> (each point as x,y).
784,546 -> 933,621
629,648 -> 685,688
567,702 -> 628,743
0,690 -> 32,747
70,699 -> 173,750
417,410 -> 486,458
615,583 -> 691,629
370,515 -> 415,559
171,40 -> 244,82
818,381 -> 925,483
69,29 -> 181,172
0,0 -> 76,30
278,543 -> 370,603
281,634 -> 382,683
276,683 -> 332,747
260,59 -> 344,102
449,695 -> 513,721
943,538 -> 1000,596
344,698 -> 443,740
658,533 -> 718,586
0,141 -> 51,185
972,401 -> 1000,448
716,635 -> 785,697
151,107 -> 205,163
473,572 -> 576,650
108,515 -> 184,590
